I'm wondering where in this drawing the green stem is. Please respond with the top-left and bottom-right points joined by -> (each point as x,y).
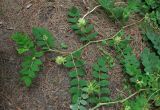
147,89 -> 160,102
70,53 -> 81,102
97,46 -> 112,58
82,5 -> 101,19
71,29 -> 122,55
89,89 -> 146,110
48,29 -> 120,56
49,17 -> 144,56
48,49 -> 69,55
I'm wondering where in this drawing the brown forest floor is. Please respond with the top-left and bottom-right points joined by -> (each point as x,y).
0,0 -> 143,110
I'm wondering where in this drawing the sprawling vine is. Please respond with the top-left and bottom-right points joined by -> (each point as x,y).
11,0 -> 160,110
107,31 -> 160,109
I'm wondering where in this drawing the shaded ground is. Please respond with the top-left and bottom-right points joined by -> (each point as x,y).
0,0 -> 142,110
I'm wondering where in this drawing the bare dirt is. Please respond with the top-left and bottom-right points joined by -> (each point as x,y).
0,0 -> 142,110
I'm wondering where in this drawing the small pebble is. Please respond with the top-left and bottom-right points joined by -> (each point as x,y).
26,3 -> 32,9
7,27 -> 14,30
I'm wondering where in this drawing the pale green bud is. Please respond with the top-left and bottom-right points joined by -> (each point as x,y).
43,35 -> 48,41
114,36 -> 122,44
77,18 -> 86,28
125,106 -> 131,110
55,56 -> 66,65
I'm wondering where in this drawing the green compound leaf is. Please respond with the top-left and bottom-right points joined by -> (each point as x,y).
11,32 -> 34,54
97,57 -> 106,66
33,59 -> 43,65
98,0 -> 114,10
17,48 -> 29,54
143,24 -> 160,56
11,28 -> 55,87
69,68 -> 85,78
70,79 -> 79,86
70,79 -> 87,87
68,6 -> 80,17
82,24 -> 94,34
60,42 -> 68,49
80,100 -> 88,105
70,87 -> 80,95
90,55 -> 110,105
79,105 -> 87,110
31,64 -> 39,72
141,48 -> 160,73
99,73 -> 109,79
125,95 -> 150,110
100,88 -> 110,94
99,97 -> 110,103
68,18 -> 79,23
98,80 -> 109,87
72,94 -> 79,104
93,63 -> 100,71
64,60 -> 85,68
98,0 -> 140,23
65,50 -> 88,108
70,104 -> 78,110
92,71 -> 99,78
155,95 -> 160,106
21,76 -> 32,87
123,54 -> 141,76
34,51 -> 44,57
32,27 -> 55,50
80,32 -> 98,42
72,49 -> 83,58
88,97 -> 99,104
71,24 -> 79,30
81,94 -> 89,100
20,55 -> 43,87
100,66 -> 108,72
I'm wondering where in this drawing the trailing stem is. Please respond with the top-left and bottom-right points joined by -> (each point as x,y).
89,89 -> 146,110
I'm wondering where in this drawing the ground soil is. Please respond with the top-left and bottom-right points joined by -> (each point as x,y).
0,0 -> 143,110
